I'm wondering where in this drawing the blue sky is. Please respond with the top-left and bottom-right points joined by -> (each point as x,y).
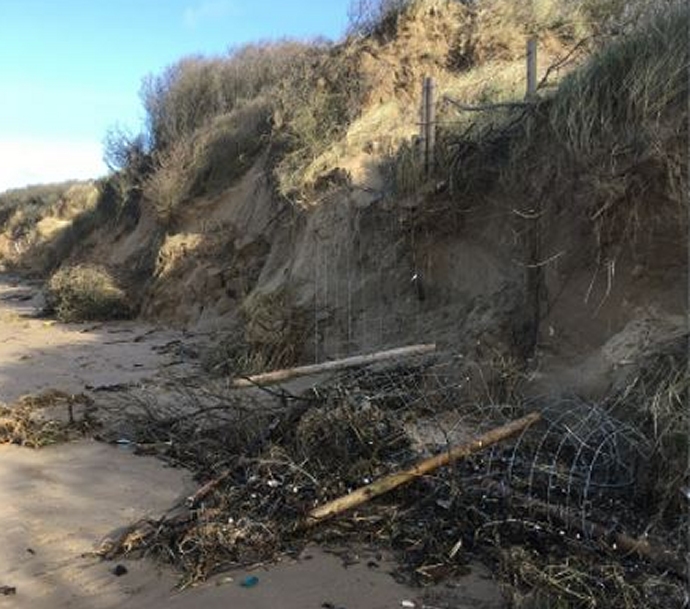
0,0 -> 352,191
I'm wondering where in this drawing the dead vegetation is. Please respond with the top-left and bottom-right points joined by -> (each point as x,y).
131,0 -> 610,215
92,338 -> 687,608
0,390 -> 96,448
427,0 -> 687,248
606,333 -> 690,528
86,9 -> 689,604
203,287 -> 308,376
0,181 -> 101,274
45,264 -> 133,322
136,38 -> 366,218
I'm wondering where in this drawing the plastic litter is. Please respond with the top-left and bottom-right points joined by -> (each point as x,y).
240,575 -> 259,588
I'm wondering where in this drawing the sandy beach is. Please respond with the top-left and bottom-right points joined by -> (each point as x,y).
0,276 -> 505,609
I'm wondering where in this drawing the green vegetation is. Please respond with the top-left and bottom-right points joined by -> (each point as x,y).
424,1 -> 687,228
550,3 -> 687,155
45,264 -> 132,322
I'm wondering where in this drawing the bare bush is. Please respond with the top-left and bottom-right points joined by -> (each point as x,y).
347,0 -> 418,36
272,46 -> 367,196
145,97 -> 272,223
143,139 -> 194,224
103,125 -> 149,174
140,41 -> 314,152
139,38 -> 371,209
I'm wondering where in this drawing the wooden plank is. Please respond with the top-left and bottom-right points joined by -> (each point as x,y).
231,343 -> 437,388
304,411 -> 542,527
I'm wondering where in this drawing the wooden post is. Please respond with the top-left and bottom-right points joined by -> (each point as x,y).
425,76 -> 436,175
524,37 -> 540,355
420,79 -> 427,168
526,37 -> 538,100
525,207 -> 543,357
420,76 -> 436,175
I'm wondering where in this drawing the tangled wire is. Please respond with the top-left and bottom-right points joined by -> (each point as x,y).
96,347 -> 687,607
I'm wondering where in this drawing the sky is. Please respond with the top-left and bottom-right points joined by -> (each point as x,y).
0,0 -> 353,192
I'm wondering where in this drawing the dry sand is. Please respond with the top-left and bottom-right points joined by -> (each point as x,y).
0,276 -> 506,609
0,277 -> 197,403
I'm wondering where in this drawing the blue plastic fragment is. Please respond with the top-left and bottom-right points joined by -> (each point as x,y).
240,575 -> 259,588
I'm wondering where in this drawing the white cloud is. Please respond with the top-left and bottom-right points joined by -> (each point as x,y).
0,138 -> 107,193
183,0 -> 239,28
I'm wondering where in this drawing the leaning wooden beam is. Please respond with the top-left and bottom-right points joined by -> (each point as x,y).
304,411 -> 541,527
231,343 -> 437,388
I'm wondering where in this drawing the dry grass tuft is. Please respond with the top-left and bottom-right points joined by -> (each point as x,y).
203,288 -> 308,378
46,264 -> 132,322
549,3 -> 687,156
0,390 -> 95,448
240,288 -> 308,373
607,333 -> 689,525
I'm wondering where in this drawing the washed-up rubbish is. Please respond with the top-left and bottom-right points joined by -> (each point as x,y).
240,575 -> 259,588
112,564 -> 128,576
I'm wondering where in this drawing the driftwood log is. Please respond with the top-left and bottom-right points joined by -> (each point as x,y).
232,343 -> 437,388
304,411 -> 542,527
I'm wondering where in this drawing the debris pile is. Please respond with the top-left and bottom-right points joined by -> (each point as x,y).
95,345 -> 686,606
0,390 -> 95,447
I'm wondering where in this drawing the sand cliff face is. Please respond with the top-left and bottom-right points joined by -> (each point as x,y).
1,124 -> 684,403
0,1 -> 685,396
0,5 -> 686,607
